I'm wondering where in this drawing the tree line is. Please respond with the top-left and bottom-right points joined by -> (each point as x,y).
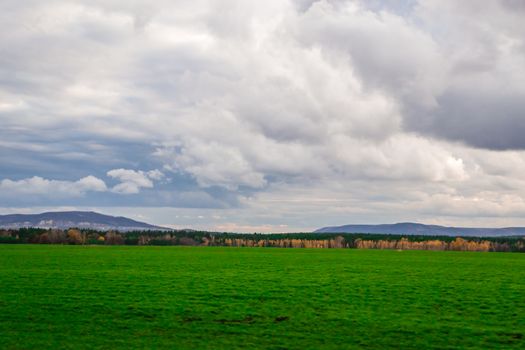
0,228 -> 524,252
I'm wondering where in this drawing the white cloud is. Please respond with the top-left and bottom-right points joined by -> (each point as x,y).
0,175 -> 107,197
107,168 -> 162,194
146,169 -> 164,181
0,169 -> 164,199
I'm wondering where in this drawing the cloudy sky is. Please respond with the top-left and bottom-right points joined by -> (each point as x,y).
1,0 -> 525,231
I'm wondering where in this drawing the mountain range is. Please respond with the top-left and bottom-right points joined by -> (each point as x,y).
2,211 -> 525,237
314,222 -> 525,237
0,211 -> 168,231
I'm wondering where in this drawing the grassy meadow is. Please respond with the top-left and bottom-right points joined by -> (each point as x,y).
0,245 -> 524,349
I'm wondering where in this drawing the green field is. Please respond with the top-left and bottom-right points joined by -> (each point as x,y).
1,245 -> 524,349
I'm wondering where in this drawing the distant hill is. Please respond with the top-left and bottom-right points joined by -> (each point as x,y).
0,211 -> 169,231
314,222 -> 525,237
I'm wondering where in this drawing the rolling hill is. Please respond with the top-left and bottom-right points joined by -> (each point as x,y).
314,222 -> 525,237
0,211 -> 168,231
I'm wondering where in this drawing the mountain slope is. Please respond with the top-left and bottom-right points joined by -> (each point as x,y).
0,211 -> 168,231
314,222 -> 525,237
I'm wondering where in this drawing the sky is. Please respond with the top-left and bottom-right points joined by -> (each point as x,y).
1,0 -> 525,232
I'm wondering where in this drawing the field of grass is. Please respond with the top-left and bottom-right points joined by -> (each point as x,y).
0,245 -> 524,349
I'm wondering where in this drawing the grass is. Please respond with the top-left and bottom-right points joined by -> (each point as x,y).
0,245 -> 524,349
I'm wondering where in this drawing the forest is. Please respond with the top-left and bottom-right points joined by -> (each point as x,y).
1,228 -> 524,252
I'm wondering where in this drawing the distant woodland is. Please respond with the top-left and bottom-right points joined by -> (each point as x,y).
1,228 -> 524,252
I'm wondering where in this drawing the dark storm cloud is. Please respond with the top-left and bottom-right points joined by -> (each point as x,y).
401,0 -> 525,150
295,0 -> 525,150
501,0 -> 525,11
409,87 -> 525,150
